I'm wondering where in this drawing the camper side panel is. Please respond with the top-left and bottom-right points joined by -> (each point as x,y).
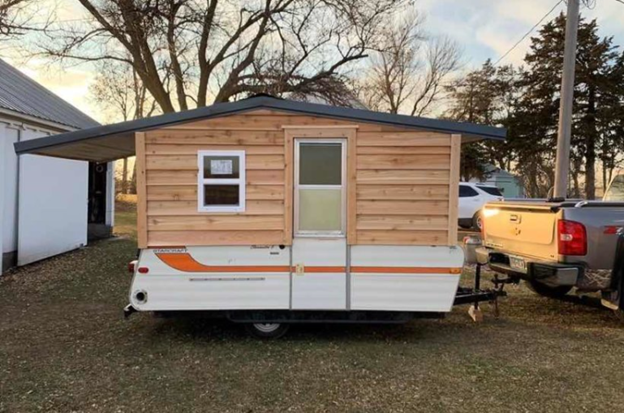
139,111 -> 458,248
141,111 -> 376,247
355,132 -> 454,246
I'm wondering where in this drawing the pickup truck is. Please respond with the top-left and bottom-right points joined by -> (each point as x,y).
476,200 -> 624,307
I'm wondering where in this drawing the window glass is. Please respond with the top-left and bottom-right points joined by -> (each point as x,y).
203,184 -> 240,206
478,186 -> 503,196
299,189 -> 342,231
459,185 -> 479,197
299,143 -> 342,185
203,156 -> 240,179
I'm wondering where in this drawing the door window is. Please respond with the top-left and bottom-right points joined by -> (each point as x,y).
295,141 -> 345,235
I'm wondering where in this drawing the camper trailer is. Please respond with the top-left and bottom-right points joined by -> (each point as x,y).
15,96 -> 505,337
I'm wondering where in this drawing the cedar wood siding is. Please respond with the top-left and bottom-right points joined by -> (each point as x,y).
137,109 -> 459,248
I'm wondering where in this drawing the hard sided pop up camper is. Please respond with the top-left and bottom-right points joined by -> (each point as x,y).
15,96 -> 505,337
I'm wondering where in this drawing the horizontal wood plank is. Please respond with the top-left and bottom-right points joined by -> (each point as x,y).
357,154 -> 449,170
356,170 -> 450,185
247,185 -> 284,200
356,215 -> 449,231
148,215 -> 284,231
146,170 -> 197,185
356,146 -> 450,155
356,230 -> 448,245
165,115 -> 356,130
357,200 -> 449,216
146,184 -> 283,201
147,185 -> 196,201
146,130 -> 284,145
146,154 -> 284,170
148,200 -> 284,216
148,230 -> 285,246
357,185 -> 449,200
146,144 -> 283,155
357,132 -> 451,147
146,169 -> 285,186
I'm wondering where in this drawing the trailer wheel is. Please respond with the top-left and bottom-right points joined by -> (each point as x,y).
244,322 -> 290,339
527,280 -> 573,298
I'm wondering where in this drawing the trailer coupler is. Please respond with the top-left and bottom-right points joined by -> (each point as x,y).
124,304 -> 137,319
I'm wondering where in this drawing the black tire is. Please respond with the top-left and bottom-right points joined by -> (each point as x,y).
472,212 -> 483,230
244,322 -> 290,339
526,280 -> 573,298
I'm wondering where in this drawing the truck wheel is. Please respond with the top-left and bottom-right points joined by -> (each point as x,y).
527,280 -> 573,298
472,212 -> 483,230
244,322 -> 290,339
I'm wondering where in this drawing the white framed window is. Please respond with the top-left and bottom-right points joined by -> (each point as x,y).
197,150 -> 246,212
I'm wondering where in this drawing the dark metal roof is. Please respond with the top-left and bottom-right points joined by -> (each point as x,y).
15,95 -> 506,162
0,58 -> 99,130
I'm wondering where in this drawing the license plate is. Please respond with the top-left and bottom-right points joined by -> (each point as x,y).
509,256 -> 527,272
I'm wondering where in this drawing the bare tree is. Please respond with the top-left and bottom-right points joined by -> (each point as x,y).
0,0 -> 51,39
39,0 -> 408,113
357,12 -> 461,116
89,61 -> 158,194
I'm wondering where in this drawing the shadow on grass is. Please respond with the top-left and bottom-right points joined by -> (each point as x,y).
136,314 -> 464,345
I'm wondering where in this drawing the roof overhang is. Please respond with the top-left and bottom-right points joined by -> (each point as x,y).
14,96 -> 506,163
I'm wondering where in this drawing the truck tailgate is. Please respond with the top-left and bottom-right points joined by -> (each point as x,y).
482,202 -> 558,261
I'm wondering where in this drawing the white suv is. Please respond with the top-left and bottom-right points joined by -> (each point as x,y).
458,183 -> 503,230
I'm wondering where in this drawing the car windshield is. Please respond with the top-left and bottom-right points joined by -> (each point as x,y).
604,174 -> 624,201
477,186 -> 502,196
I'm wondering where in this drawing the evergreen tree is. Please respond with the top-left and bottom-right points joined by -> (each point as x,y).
516,14 -> 623,198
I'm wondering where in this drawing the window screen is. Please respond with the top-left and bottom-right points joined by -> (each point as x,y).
198,151 -> 245,212
459,185 -> 479,197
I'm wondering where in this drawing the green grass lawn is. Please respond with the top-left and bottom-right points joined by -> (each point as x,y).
1,204 -> 624,412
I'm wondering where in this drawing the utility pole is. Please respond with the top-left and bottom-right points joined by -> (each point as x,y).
553,0 -> 580,199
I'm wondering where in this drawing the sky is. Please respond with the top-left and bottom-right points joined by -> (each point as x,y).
3,0 -> 624,123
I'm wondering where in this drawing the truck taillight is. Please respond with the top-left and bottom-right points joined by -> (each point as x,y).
557,219 -> 587,256
128,260 -> 137,274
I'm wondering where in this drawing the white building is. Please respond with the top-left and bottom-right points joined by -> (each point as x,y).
0,58 -> 114,274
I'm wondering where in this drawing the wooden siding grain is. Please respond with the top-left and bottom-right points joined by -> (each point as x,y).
141,110 -> 456,247
354,130 -> 453,246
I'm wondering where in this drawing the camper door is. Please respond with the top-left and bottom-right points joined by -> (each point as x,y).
291,139 -> 347,310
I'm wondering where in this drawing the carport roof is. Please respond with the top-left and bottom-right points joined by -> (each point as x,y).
15,95 -> 506,163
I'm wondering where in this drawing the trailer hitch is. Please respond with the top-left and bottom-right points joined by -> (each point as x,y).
454,263 -> 508,321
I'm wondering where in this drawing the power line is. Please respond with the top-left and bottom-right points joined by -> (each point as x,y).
494,0 -> 564,66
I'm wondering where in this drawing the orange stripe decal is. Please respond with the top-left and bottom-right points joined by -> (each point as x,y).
351,266 -> 461,274
156,253 -> 290,273
302,266 -> 346,273
156,253 -> 460,275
